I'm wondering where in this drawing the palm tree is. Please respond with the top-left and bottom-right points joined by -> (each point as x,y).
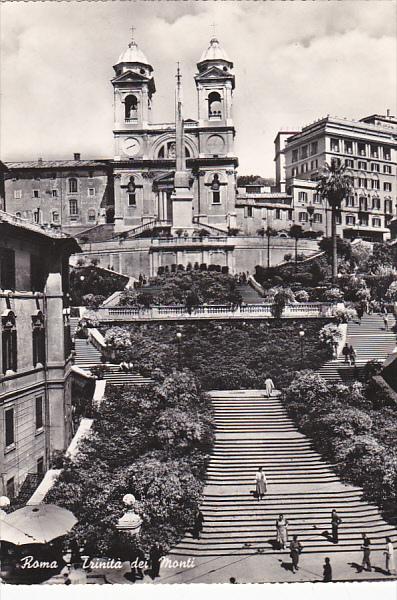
317,159 -> 352,283
257,226 -> 278,268
289,224 -> 304,272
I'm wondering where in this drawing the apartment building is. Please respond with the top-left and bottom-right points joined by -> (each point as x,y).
0,212 -> 79,499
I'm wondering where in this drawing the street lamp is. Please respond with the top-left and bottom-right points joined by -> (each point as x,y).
176,331 -> 182,369
116,494 -> 143,538
298,327 -> 305,364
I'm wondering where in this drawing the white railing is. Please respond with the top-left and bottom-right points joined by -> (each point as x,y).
94,302 -> 333,322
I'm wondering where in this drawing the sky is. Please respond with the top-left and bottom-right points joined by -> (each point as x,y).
1,0 -> 396,176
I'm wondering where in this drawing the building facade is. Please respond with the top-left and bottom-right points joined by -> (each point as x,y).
278,113 -> 397,242
0,212 -> 79,499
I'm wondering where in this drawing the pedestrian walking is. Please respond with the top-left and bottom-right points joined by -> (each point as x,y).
149,542 -> 162,579
331,509 -> 342,544
323,557 -> 332,582
276,514 -> 289,550
356,305 -> 364,322
349,345 -> 356,366
383,314 -> 389,331
384,537 -> 395,575
265,376 -> 275,398
342,343 -> 350,364
192,508 -> 204,540
255,467 -> 267,501
289,535 -> 303,573
361,533 -> 372,572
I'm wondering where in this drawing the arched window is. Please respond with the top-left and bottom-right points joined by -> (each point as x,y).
32,311 -> 45,367
2,310 -> 17,374
210,174 -> 221,204
68,178 -> 78,193
125,95 -> 138,120
208,92 -> 222,119
127,176 -> 136,206
157,142 -> 190,159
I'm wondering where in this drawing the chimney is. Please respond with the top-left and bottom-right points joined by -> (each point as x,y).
74,153 -> 81,161
386,109 -> 390,118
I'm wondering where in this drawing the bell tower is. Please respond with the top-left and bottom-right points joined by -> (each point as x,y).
195,37 -> 235,128
112,33 -> 156,160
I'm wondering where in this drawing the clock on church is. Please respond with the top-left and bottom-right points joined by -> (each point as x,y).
122,137 -> 141,157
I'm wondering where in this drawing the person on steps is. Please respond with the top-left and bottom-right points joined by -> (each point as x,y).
349,345 -> 356,366
255,467 -> 267,501
360,533 -> 372,572
192,508 -> 204,540
276,514 -> 289,550
265,376 -> 275,398
342,343 -> 350,364
290,535 -> 303,573
384,537 -> 395,575
323,557 -> 332,582
331,509 -> 342,544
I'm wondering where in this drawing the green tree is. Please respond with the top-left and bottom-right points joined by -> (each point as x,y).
317,159 -> 352,282
258,226 -> 278,269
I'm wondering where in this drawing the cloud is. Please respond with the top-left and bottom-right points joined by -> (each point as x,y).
1,0 -> 396,175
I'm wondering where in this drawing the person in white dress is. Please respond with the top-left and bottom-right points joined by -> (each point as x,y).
384,537 -> 395,575
265,377 -> 275,398
255,467 -> 267,501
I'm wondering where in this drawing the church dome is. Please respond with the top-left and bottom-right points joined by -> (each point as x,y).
199,37 -> 232,64
117,40 -> 151,66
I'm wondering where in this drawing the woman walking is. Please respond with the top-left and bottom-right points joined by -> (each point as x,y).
265,376 -> 275,398
255,467 -> 267,501
276,514 -> 289,550
384,537 -> 395,575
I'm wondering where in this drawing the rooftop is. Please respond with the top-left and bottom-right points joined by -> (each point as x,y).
116,40 -> 151,67
199,37 -> 232,64
0,210 -> 81,248
5,159 -> 109,170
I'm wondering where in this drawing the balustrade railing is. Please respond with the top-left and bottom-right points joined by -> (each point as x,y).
94,302 -> 333,322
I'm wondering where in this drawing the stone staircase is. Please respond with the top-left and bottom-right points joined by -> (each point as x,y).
317,314 -> 396,383
237,283 -> 264,304
170,389 -> 397,557
98,365 -> 153,387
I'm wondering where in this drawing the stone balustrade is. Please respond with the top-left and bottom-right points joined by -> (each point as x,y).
94,302 -> 334,322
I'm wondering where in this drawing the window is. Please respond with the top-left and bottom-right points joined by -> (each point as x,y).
37,457 -> 44,475
52,211 -> 59,224
330,138 -> 340,152
288,210 -> 293,220
313,213 -> 322,223
310,141 -> 318,155
358,178 -> 367,189
88,188 -> 95,197
0,248 -> 16,290
313,193 -> 321,204
346,215 -> 356,226
247,206 -> 253,218
210,174 -> 221,204
68,178 -> 78,193
35,396 -> 43,430
291,167 -> 298,177
359,214 -> 368,226
371,197 -> 380,210
52,189 -> 58,197
14,190 -> 22,200
357,143 -> 366,157
88,209 -> 96,222
247,186 -> 261,194
371,163 -> 380,172
298,191 -> 308,203
69,199 -> 78,215
383,165 -> 392,174
358,161 -> 367,170
32,312 -> 45,367
5,408 -> 14,448
383,147 -> 391,161
125,94 -> 138,120
275,208 -> 282,220
385,200 -> 393,214
208,92 -> 222,119
346,196 -> 355,207
300,146 -> 308,159
359,197 -> 368,211
370,145 -> 378,158
344,141 -> 353,154
292,149 -> 298,162
372,217 -> 381,227
371,180 -> 380,190
345,159 -> 354,168
6,477 -> 15,499
298,212 -> 308,222
128,193 -> 136,207
335,213 -> 342,225
384,182 -> 392,192
33,190 -> 40,198
33,210 -> 40,224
